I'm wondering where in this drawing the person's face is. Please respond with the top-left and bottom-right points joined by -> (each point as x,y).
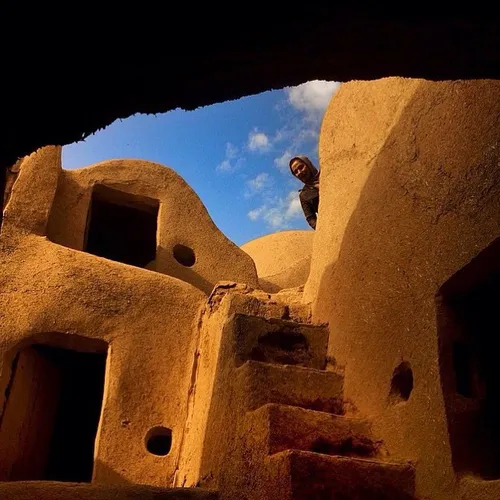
291,160 -> 311,183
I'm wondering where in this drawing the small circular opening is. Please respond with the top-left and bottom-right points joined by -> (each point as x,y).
389,361 -> 414,404
172,244 -> 196,267
145,426 -> 172,456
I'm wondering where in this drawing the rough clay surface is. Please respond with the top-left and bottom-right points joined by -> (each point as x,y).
241,230 -> 314,292
46,157 -> 258,294
306,77 -> 500,500
0,148 -> 258,488
2,77 -> 500,500
0,482 -> 217,499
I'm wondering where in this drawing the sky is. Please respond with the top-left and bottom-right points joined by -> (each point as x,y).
62,80 -> 341,246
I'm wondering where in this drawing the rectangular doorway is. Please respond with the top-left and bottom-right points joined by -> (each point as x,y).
84,184 -> 159,269
438,237 -> 500,479
0,343 -> 107,482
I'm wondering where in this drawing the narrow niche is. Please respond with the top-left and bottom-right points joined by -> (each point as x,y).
388,361 -> 413,405
0,337 -> 108,482
145,426 -> 172,456
172,244 -> 196,267
84,184 -> 159,268
437,236 -> 500,479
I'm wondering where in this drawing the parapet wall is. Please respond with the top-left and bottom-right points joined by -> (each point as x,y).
241,230 -> 314,293
46,157 -> 258,294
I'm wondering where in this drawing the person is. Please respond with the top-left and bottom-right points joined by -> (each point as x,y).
289,155 -> 320,230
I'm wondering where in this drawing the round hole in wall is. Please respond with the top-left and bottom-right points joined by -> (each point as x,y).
389,361 -> 414,404
145,426 -> 172,456
172,244 -> 196,267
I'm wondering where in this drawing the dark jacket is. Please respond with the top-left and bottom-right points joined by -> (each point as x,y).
299,185 -> 319,229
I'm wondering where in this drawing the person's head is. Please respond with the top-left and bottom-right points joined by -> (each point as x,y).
289,155 -> 318,184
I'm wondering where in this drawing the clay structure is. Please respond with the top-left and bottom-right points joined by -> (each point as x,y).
0,77 -> 499,500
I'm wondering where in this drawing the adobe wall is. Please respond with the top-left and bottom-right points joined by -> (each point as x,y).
0,233 -> 205,486
241,230 -> 313,293
0,146 -> 256,488
306,78 -> 500,499
174,282 -> 313,492
46,158 -> 258,294
0,482 -> 217,499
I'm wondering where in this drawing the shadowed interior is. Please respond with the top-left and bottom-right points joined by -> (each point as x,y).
84,185 -> 159,268
439,238 -> 500,479
0,343 -> 107,482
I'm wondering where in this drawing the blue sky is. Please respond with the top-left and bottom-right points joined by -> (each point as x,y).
62,80 -> 340,246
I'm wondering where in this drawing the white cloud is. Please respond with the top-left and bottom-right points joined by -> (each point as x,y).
216,141 -> 245,173
225,142 -> 238,159
247,172 -> 272,192
247,190 -> 303,230
216,159 -> 233,172
271,126 -> 319,174
248,206 -> 265,221
284,191 -> 303,219
285,80 -> 341,121
269,81 -> 339,173
245,172 -> 274,199
274,150 -> 293,173
216,157 -> 244,173
273,123 -> 317,146
247,129 -> 270,152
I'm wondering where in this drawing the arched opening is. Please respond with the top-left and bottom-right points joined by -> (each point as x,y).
0,334 -> 108,482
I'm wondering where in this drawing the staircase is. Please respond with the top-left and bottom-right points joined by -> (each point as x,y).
194,284 -> 416,500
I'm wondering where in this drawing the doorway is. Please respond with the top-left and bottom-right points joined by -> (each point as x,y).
0,342 -> 108,482
438,237 -> 500,479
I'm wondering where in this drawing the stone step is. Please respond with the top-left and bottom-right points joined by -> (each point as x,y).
231,313 -> 329,370
236,360 -> 344,415
246,403 -> 380,458
266,450 -> 415,500
0,482 -> 218,499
